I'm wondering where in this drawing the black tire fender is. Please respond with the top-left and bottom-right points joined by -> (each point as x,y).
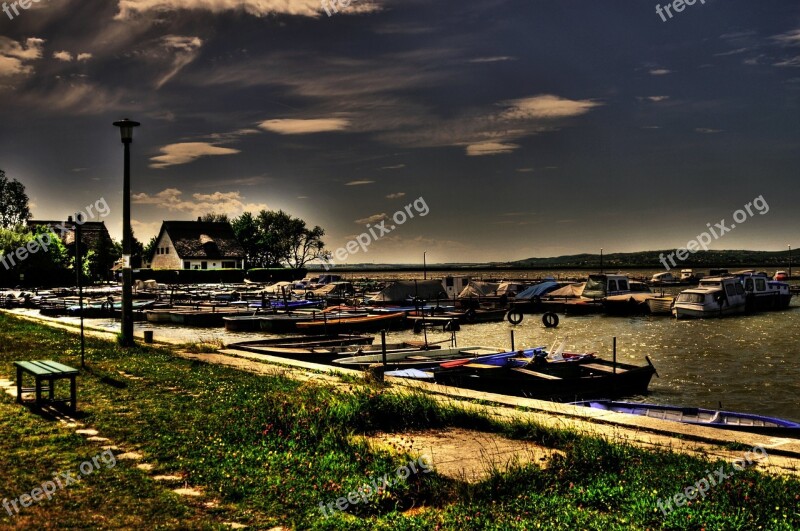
507,309 -> 524,325
542,312 -> 559,328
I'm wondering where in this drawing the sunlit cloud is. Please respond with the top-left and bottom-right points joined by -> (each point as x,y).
500,94 -> 601,120
150,142 -> 240,168
466,141 -> 519,156
53,51 -> 73,62
0,37 -> 45,78
132,188 -> 268,216
345,180 -> 374,186
258,118 -> 350,135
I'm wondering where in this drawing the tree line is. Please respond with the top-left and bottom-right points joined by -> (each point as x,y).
0,169 -> 328,287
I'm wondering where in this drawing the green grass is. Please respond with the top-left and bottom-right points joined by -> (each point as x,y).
0,313 -> 798,530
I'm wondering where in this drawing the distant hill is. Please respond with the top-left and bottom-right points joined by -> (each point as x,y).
504,250 -> 792,270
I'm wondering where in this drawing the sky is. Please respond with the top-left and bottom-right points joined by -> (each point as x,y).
0,0 -> 799,265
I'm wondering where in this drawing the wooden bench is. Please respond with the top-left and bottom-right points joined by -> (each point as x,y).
14,360 -> 79,412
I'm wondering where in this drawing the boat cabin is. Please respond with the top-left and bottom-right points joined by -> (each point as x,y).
673,276 -> 746,318
583,274 -> 639,299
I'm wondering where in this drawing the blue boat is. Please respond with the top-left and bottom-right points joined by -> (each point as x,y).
572,400 -> 800,436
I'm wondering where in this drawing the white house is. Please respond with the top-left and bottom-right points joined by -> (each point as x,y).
149,219 -> 245,270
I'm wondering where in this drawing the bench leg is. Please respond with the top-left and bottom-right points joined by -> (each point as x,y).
35,376 -> 42,405
70,376 -> 77,413
16,366 -> 22,403
49,378 -> 54,401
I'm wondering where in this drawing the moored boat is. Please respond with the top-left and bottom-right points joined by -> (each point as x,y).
295,312 -> 406,334
673,276 -> 746,319
572,400 -> 800,437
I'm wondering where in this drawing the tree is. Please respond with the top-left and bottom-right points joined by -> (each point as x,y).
0,169 -> 31,229
143,235 -> 158,265
201,213 -> 230,223
231,210 -> 327,268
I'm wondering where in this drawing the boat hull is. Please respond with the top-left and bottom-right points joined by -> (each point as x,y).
573,400 -> 800,437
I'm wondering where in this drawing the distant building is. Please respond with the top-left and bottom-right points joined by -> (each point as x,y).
28,217 -> 116,280
150,219 -> 245,270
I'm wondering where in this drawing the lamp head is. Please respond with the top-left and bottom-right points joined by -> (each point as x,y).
113,119 -> 140,143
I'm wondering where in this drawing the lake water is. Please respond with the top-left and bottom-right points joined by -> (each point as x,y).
21,268 -> 800,422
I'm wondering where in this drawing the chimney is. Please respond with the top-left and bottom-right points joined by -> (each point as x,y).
67,216 -> 73,223
197,216 -> 202,222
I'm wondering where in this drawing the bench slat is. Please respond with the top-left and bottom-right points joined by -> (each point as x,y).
36,360 -> 79,375
14,361 -> 54,376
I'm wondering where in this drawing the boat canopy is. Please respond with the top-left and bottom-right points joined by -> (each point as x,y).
515,280 -> 560,300
457,281 -> 500,298
368,280 -> 448,304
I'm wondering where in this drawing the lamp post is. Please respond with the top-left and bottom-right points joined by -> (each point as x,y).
113,119 -> 140,347
600,248 -> 604,274
789,245 -> 792,280
423,251 -> 427,280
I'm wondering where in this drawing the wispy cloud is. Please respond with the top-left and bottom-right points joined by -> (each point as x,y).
156,35 -> 203,89
150,142 -> 241,168
649,68 -> 672,76
469,56 -> 515,63
345,180 -> 374,186
695,128 -> 723,134
354,213 -> 387,224
386,192 -> 406,199
500,94 -> 601,120
259,118 -> 350,135
466,141 -> 519,156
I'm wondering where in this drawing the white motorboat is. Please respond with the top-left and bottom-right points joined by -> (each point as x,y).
672,276 -> 746,319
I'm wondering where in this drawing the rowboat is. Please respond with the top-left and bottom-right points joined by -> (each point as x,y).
334,346 -> 506,369
294,312 -> 406,334
259,311 -> 369,333
402,351 -> 657,400
228,336 -> 434,364
572,400 -> 800,436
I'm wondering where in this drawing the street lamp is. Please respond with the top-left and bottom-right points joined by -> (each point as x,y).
113,118 -> 140,347
423,251 -> 427,280
600,248 -> 604,274
789,245 -> 792,280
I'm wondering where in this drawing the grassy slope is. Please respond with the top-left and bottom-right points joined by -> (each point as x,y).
0,313 -> 798,530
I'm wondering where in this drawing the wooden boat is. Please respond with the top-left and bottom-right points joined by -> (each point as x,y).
334,346 -> 506,369
259,311 -> 369,333
572,400 -> 800,437
646,296 -> 674,315
223,315 -> 263,332
295,312 -> 406,334
228,336 -> 433,364
427,354 -> 657,401
169,309 -> 254,327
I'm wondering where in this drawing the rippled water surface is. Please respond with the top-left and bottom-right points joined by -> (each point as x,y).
23,269 -> 800,422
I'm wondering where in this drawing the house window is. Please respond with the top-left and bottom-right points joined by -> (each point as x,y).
184,261 -> 190,269
166,247 -> 169,254
201,261 -> 208,270
222,261 -> 235,268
